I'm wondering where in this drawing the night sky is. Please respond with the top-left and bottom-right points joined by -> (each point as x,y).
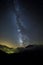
0,0 -> 43,47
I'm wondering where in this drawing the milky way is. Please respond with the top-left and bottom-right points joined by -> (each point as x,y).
0,0 -> 43,47
14,0 -> 29,46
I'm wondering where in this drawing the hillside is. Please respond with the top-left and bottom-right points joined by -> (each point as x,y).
0,45 -> 24,54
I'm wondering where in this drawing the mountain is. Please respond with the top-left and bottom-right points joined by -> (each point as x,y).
0,45 -> 24,54
0,45 -> 43,63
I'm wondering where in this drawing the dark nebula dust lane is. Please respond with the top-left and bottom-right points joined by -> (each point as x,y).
0,0 -> 43,47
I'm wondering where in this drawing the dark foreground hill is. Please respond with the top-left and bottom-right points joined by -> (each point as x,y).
0,45 -> 43,63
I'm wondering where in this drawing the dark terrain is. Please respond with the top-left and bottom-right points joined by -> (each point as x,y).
0,45 -> 43,63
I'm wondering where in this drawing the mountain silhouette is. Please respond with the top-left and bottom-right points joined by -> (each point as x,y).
0,45 -> 43,63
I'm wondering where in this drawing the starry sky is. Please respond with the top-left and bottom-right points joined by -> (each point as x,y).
0,0 -> 43,47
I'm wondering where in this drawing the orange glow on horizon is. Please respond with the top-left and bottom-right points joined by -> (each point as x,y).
0,40 -> 20,48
